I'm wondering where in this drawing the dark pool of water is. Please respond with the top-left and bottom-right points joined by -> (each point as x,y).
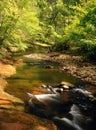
6,60 -> 85,101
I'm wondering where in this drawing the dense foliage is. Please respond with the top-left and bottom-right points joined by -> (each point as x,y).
52,0 -> 96,60
0,0 -> 96,60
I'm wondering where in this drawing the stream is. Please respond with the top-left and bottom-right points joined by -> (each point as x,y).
3,47 -> 96,130
5,58 -> 85,102
3,58 -> 96,130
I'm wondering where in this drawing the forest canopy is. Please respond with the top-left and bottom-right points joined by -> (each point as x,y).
0,0 -> 96,60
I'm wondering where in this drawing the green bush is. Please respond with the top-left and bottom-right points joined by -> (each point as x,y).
52,40 -> 70,52
78,39 -> 96,60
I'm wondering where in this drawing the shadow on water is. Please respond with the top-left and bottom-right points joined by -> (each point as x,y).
5,59 -> 85,101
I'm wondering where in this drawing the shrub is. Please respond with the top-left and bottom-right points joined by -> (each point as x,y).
52,40 -> 70,52
78,39 -> 96,60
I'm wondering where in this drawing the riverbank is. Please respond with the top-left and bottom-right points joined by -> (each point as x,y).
24,53 -> 96,91
0,61 -> 56,130
0,62 -> 24,111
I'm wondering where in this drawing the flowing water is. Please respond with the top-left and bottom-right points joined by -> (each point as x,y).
4,47 -> 95,130
6,58 -> 85,101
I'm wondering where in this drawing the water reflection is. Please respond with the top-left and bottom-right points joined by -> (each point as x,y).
6,60 -> 85,101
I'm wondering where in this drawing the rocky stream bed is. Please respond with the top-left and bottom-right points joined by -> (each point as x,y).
24,53 -> 96,89
0,52 -> 96,130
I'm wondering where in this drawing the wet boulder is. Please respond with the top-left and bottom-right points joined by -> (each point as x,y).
27,92 -> 72,118
40,81 -> 74,94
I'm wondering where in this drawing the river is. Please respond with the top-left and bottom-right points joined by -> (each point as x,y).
6,57 -> 85,101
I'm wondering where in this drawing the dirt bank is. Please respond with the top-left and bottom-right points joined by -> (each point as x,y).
24,53 -> 96,89
0,62 -> 24,111
0,110 -> 56,130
